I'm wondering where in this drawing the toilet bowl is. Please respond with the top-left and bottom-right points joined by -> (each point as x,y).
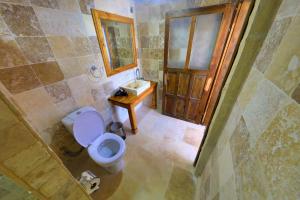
62,107 -> 126,173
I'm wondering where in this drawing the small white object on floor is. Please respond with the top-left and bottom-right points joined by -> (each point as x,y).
79,170 -> 100,194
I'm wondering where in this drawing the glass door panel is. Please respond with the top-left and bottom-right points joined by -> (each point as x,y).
168,17 -> 192,68
189,13 -> 222,70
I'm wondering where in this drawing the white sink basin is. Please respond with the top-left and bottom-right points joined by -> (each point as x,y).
121,80 -> 151,96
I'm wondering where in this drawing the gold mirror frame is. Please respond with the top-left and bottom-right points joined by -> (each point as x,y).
91,9 -> 137,77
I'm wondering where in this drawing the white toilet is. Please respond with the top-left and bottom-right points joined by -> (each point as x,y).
62,107 -> 126,173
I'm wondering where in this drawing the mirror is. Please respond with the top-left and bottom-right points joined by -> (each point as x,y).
92,9 -> 137,77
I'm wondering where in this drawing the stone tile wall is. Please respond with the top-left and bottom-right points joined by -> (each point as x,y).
0,94 -> 90,199
196,0 -> 300,199
0,173 -> 38,200
0,0 -> 138,150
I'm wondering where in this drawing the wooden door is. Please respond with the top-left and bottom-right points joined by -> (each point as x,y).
163,4 -> 234,124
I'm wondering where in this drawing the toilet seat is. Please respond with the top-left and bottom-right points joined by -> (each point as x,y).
73,111 -> 126,164
73,110 -> 105,147
87,133 -> 126,165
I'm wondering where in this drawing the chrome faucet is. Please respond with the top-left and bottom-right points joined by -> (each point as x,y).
135,68 -> 143,80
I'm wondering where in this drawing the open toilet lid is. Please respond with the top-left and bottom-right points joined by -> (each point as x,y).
73,110 -> 105,147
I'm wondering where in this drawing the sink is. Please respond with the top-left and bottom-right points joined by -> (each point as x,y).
121,80 -> 151,96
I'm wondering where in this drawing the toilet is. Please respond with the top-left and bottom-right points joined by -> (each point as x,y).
62,107 -> 126,173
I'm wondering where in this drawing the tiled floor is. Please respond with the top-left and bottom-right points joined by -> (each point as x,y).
62,106 -> 205,200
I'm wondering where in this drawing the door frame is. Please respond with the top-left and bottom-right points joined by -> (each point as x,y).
162,3 -> 235,124
193,0 -> 255,166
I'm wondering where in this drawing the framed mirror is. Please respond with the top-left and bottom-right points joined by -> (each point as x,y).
92,9 -> 137,77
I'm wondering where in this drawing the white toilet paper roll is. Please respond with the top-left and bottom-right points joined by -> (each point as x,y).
81,178 -> 100,194
79,171 -> 100,194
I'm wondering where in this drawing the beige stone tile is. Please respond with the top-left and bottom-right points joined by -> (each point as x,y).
200,165 -> 211,200
164,166 -> 195,200
32,61 -> 64,85
0,174 -> 38,199
144,139 -> 197,172
57,0 -> 81,13
91,91 -> 110,112
234,153 -> 271,200
237,67 -> 264,110
194,176 -> 203,200
139,36 -> 149,48
137,112 -> 186,142
219,176 -> 237,200
0,97 -> 19,131
0,122 -> 36,162
82,14 -> 96,37
255,102 -> 300,200
16,36 -> 54,64
254,17 -> 292,73
142,68 -> 159,81
39,166 -> 70,197
217,101 -> 242,155
276,0 -> 300,20
265,16 -> 300,95
209,147 -> 220,199
88,36 -> 101,54
138,23 -> 148,36
30,0 -> 59,9
243,79 -> 289,146
229,117 -> 250,168
3,142 -> 51,177
23,158 -> 58,189
125,133 -> 154,150
109,146 -> 173,200
0,35 -> 29,68
13,87 -> 62,132
34,6 -> 87,37
12,87 -> 50,114
67,74 -> 94,107
55,97 -> 77,116
218,143 -> 234,188
49,180 -> 83,200
291,83 -> 300,103
78,0 -> 94,14
0,0 -> 30,5
0,65 -> 41,94
57,57 -> 88,78
0,17 -> 10,35
72,36 -> 93,57
45,81 -> 72,104
90,54 -> 107,78
0,3 -> 44,36
48,36 -> 92,59
47,36 -> 76,59
48,122 -> 81,154
183,127 -> 204,147
148,22 -> 159,36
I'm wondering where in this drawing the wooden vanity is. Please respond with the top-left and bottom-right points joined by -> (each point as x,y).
108,81 -> 157,134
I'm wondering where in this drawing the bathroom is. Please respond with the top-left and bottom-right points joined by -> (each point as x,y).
0,0 -> 300,199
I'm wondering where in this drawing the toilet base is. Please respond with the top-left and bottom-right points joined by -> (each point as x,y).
103,159 -> 124,174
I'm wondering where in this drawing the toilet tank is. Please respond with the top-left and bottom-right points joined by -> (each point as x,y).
61,106 -> 97,134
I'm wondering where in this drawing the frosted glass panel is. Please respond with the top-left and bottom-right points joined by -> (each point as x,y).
189,13 -> 222,70
168,17 -> 191,68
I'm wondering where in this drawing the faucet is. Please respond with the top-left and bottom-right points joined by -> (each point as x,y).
135,68 -> 143,80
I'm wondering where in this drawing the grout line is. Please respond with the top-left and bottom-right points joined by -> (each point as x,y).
0,53 -> 98,69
